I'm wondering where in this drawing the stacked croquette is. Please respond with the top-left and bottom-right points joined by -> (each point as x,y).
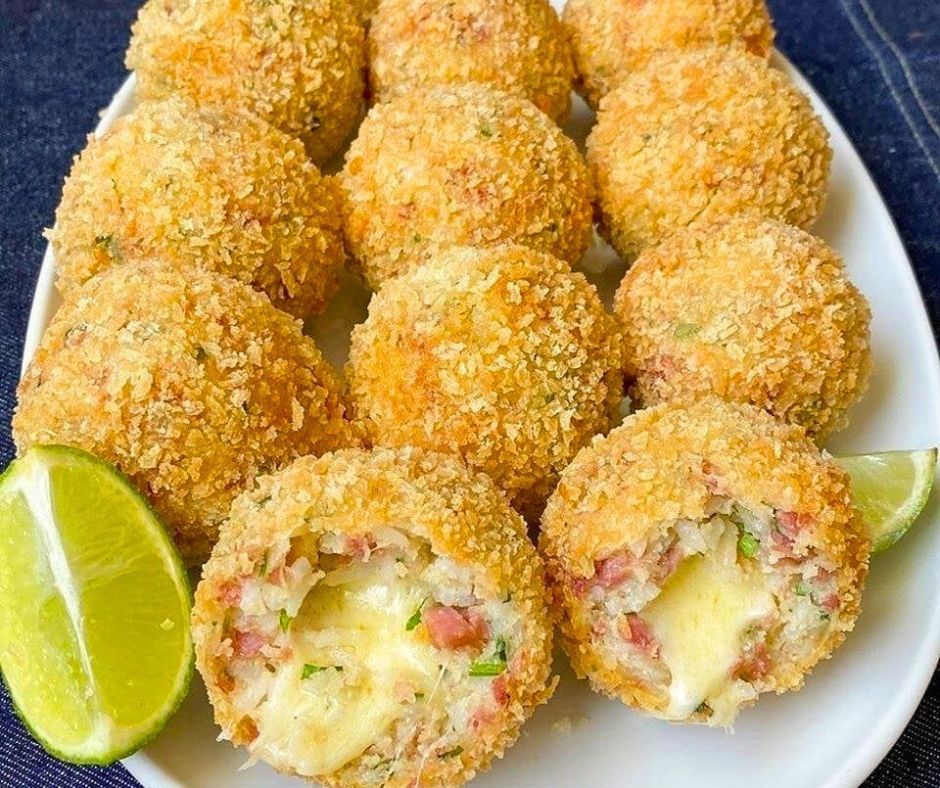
18,0 -> 880,782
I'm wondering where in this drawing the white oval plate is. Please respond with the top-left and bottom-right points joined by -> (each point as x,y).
22,33 -> 940,788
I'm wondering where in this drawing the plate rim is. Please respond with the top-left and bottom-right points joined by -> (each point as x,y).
19,55 -> 940,788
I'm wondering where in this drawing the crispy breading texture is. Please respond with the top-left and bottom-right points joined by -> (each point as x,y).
346,244 -> 624,518
586,47 -> 831,260
193,446 -> 556,788
47,96 -> 345,318
339,84 -> 594,289
614,214 -> 872,438
13,261 -> 355,566
369,0 -> 575,123
563,0 -> 774,108
126,0 -> 366,165
540,397 -> 870,710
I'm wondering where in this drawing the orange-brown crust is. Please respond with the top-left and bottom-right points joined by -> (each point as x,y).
613,214 -> 872,438
540,398 -> 869,711
586,47 -> 831,260
48,96 -> 345,318
13,261 -> 355,565
193,446 -> 556,787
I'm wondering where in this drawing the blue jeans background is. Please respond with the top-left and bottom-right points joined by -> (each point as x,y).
1,0 -> 938,784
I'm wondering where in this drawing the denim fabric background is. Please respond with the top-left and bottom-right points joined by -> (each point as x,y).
1,0 -> 939,785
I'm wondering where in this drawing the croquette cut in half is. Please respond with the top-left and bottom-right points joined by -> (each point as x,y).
126,0 -> 366,165
339,84 -> 594,289
369,0 -> 575,123
193,446 -> 556,787
540,398 -> 869,728
563,0 -> 774,109
48,96 -> 345,318
346,244 -> 624,518
586,47 -> 831,260
614,213 -> 872,438
13,261 -> 354,566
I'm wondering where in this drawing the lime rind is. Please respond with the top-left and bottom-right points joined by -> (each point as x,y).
0,445 -> 194,765
836,448 -> 938,554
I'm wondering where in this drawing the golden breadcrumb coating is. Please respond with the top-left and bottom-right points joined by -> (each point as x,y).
353,0 -> 379,24
346,244 -> 624,518
193,446 -> 556,787
13,261 -> 355,566
369,0 -> 575,123
563,0 -> 774,108
586,48 -> 831,260
339,84 -> 594,289
126,0 -> 366,165
540,397 -> 869,715
614,214 -> 872,438
47,96 -> 345,318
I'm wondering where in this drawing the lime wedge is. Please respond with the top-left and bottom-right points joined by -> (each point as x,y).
0,445 -> 193,764
835,449 -> 938,553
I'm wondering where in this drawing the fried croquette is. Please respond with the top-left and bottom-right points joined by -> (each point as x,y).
563,0 -> 774,108
193,446 -> 556,787
369,0 -> 575,123
346,244 -> 624,518
126,0 -> 366,165
586,47 -> 831,260
47,96 -> 345,318
614,214 -> 872,438
13,261 -> 355,566
339,84 -> 594,289
540,397 -> 869,727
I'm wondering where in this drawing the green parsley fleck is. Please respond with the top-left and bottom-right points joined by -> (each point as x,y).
301,664 -> 342,679
479,123 -> 493,138
495,636 -> 507,662
406,598 -> 427,631
468,660 -> 505,677
279,609 -> 293,632
794,580 -> 810,596
439,746 -> 463,759
738,531 -> 760,558
674,322 -> 701,339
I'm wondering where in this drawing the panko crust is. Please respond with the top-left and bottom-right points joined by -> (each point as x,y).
194,446 -> 556,788
126,0 -> 366,165
586,47 -> 831,260
48,96 -> 345,318
346,244 -> 624,517
13,261 -> 355,566
613,214 -> 872,438
339,84 -> 594,289
563,0 -> 774,108
540,397 -> 870,708
369,0 -> 575,123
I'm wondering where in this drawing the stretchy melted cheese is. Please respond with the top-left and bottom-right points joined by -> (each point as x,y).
643,552 -> 775,719
253,569 -> 442,776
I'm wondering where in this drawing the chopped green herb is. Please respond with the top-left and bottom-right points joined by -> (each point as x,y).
674,322 -> 701,339
439,746 -> 463,759
479,123 -> 493,138
414,692 -> 425,700
495,636 -> 507,662
738,531 -> 760,558
257,551 -> 269,577
406,598 -> 427,631
413,233 -> 423,243
695,701 -> 712,715
794,580 -> 810,596
820,611 -> 831,621
301,664 -> 342,679
468,660 -> 505,677
279,609 -> 293,632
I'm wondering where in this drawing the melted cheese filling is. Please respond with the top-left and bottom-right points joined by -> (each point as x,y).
642,549 -> 775,720
253,569 -> 442,777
